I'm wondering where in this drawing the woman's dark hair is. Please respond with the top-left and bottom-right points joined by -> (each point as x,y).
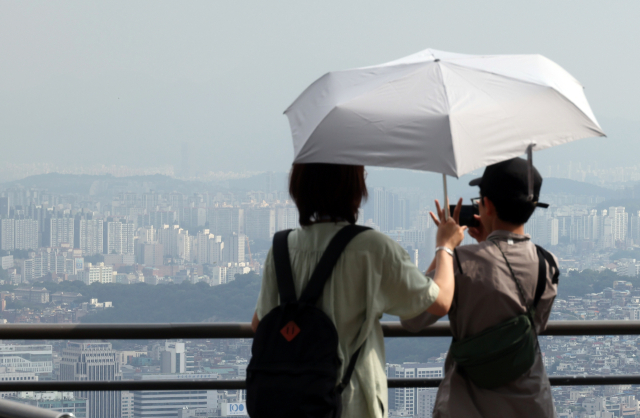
289,163 -> 368,226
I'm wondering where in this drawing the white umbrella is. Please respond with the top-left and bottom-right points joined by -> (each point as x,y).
284,48 -> 605,209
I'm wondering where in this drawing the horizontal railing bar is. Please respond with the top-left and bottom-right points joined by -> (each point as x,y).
0,380 -> 246,391
4,376 -> 640,391
2,320 -> 640,340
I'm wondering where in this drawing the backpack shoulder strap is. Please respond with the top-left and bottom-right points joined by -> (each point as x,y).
299,224 -> 371,305
337,345 -> 363,394
273,229 -> 296,304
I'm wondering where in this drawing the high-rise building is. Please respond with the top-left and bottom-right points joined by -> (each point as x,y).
207,207 -> 244,236
609,206 -> 629,244
142,211 -> 178,229
121,391 -> 134,418
161,342 -> 186,374
194,230 -> 224,265
0,197 -> 9,218
14,219 -> 38,250
387,363 -> 443,416
158,225 -> 190,259
275,206 -> 299,231
44,217 -> 74,247
0,344 -> 53,375
244,207 -> 275,241
104,220 -> 135,255
141,192 -> 160,212
132,374 -> 218,418
371,188 -> 404,232
223,233 -> 246,264
631,211 -> 640,244
416,389 -> 438,418
135,242 -> 164,267
0,219 -> 15,251
79,262 -> 113,284
60,342 -> 122,418
74,218 -> 103,255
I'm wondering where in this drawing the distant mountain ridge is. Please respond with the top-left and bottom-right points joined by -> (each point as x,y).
541,178 -> 615,198
0,171 -> 622,199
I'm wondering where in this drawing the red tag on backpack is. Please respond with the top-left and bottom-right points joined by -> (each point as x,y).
280,321 -> 301,342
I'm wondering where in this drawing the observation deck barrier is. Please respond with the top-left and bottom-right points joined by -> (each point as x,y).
0,320 -> 639,392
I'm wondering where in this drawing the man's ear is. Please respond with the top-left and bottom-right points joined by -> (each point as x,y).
483,197 -> 496,217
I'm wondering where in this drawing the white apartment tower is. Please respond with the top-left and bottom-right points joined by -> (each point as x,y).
75,218 -> 104,256
387,363 -> 443,416
194,230 -> 224,265
104,220 -> 135,255
0,219 -> 15,250
158,225 -> 190,259
44,217 -> 74,247
83,262 -> 113,284
161,342 -> 186,374
276,206 -> 299,231
609,206 -> 629,243
14,219 -> 38,250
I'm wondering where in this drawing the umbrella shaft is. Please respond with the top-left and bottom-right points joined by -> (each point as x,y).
442,174 -> 449,220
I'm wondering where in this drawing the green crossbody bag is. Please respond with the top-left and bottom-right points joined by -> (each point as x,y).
449,241 -> 558,389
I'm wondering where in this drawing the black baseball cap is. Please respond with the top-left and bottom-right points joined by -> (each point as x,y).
469,158 -> 549,208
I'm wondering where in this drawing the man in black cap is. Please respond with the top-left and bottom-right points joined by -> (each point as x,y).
402,157 -> 559,418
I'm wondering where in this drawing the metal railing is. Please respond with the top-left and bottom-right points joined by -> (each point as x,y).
1,320 -> 639,391
0,398 -> 74,418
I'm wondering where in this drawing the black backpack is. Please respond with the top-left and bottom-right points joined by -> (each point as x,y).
247,224 -> 371,418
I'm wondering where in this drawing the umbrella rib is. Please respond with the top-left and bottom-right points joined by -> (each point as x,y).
434,61 -> 458,178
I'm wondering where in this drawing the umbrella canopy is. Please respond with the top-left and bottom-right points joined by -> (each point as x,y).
285,49 -> 605,178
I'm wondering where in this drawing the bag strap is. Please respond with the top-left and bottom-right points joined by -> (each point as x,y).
453,248 -> 463,275
337,345 -> 363,394
536,245 -> 560,285
534,246 -> 548,309
490,240 -> 535,319
273,229 -> 296,304
299,224 -> 371,305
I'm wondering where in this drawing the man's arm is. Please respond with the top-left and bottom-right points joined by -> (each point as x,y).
401,311 -> 442,332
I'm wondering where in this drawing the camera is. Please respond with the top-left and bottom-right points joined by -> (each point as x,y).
449,205 -> 480,228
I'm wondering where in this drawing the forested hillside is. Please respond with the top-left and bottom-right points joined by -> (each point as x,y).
31,273 -> 447,362
32,273 -> 261,323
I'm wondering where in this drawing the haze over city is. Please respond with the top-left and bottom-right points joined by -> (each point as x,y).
2,1 -> 640,177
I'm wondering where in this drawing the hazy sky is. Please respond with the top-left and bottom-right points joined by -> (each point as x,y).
1,1 -> 639,174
